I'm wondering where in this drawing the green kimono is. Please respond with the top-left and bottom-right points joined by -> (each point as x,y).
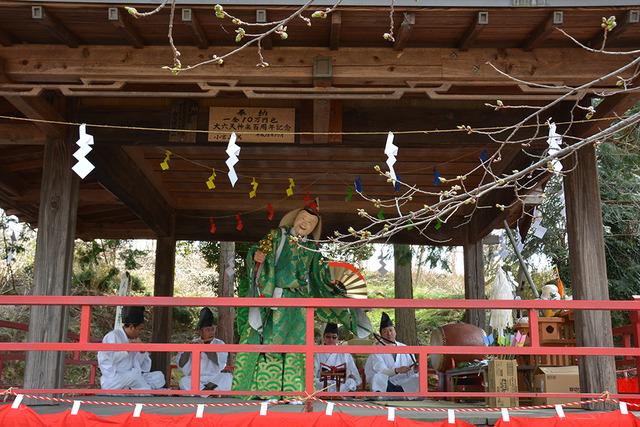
232,227 -> 359,397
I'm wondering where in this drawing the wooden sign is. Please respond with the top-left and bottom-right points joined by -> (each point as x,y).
208,107 -> 295,143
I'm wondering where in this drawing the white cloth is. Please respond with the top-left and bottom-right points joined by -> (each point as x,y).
314,351 -> 362,392
176,338 -> 232,391
364,341 -> 419,393
97,328 -> 165,390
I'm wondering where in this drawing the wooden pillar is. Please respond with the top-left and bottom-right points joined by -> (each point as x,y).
393,244 -> 417,346
24,131 -> 79,391
217,241 -> 235,346
563,144 -> 617,404
463,240 -> 486,330
150,236 -> 176,383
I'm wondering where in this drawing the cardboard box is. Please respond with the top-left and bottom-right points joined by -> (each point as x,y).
532,366 -> 580,405
487,359 -> 519,408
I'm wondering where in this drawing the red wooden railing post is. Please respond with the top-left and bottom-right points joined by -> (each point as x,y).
529,308 -> 540,349
191,350 -> 201,393
419,349 -> 428,398
76,305 -> 91,361
305,307 -> 315,412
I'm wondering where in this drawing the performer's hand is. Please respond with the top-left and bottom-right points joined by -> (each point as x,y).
254,251 -> 266,263
129,338 -> 142,344
395,366 -> 412,374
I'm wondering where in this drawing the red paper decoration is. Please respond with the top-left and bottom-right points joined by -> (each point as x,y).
235,213 -> 244,231
209,217 -> 216,235
266,203 -> 275,221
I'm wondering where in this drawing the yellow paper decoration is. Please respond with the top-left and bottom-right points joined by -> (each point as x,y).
286,177 -> 295,197
249,177 -> 258,198
206,169 -> 216,190
160,150 -> 172,171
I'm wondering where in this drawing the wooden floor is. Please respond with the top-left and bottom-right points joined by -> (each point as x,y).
11,396 -> 620,426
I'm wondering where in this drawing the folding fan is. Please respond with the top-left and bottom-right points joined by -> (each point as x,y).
328,261 -> 368,299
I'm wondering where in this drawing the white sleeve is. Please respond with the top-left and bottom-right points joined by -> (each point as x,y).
98,332 -> 129,368
137,352 -> 152,373
346,354 -> 362,387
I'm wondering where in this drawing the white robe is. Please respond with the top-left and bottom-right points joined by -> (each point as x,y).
97,328 -> 165,390
314,351 -> 362,392
175,338 -> 233,391
364,341 -> 419,393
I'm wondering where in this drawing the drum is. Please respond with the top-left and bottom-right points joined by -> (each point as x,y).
429,322 -> 487,372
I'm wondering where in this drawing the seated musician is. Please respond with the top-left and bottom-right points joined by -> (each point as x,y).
97,306 -> 165,390
314,322 -> 362,392
364,312 -> 419,393
175,307 -> 232,391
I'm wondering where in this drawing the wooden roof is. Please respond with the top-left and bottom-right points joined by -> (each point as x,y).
0,2 -> 638,244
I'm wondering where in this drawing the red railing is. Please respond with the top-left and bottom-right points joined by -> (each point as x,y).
0,296 -> 639,402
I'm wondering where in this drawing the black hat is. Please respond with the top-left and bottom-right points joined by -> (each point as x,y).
198,307 -> 216,329
123,306 -> 145,325
379,312 -> 394,332
324,322 -> 339,335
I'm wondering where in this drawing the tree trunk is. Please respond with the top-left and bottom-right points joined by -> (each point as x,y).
217,241 -> 235,346
563,144 -> 617,409
24,131 -> 79,393
463,240 -> 486,330
393,244 -> 417,345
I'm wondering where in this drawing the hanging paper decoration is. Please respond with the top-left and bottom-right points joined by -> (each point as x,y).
266,203 -> 275,221
530,208 -> 547,239
160,149 -> 172,171
354,176 -> 362,193
434,219 -> 442,230
72,123 -> 95,179
377,208 -> 385,220
384,131 -> 398,185
208,217 -> 216,235
489,268 -> 515,334
249,177 -> 258,198
394,174 -> 401,192
235,213 -> 244,231
433,167 -> 441,186
206,169 -> 216,190
345,186 -> 353,202
547,122 -> 563,173
286,177 -> 295,197
498,232 -> 509,260
225,132 -> 240,187
5,231 -> 17,265
480,148 -> 489,164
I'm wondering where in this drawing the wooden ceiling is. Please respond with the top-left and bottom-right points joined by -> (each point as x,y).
0,2 -> 638,244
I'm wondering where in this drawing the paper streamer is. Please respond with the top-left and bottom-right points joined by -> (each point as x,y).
325,402 -> 334,416
377,209 -> 385,220
235,213 -> 244,232
196,404 -> 205,418
448,409 -> 455,424
11,394 -> 24,409
620,401 -> 629,414
531,208 -> 548,239
133,403 -> 143,418
384,131 -> 398,184
345,186 -> 353,202
387,407 -> 396,421
209,217 -> 216,235
259,401 -> 268,416
435,219 -> 443,230
72,124 -> 96,179
286,178 -> 295,197
547,122 -> 563,172
394,174 -> 401,192
480,148 -> 489,164
354,176 -> 362,193
501,408 -> 510,422
160,149 -> 172,171
225,132 -> 240,187
433,167 -> 441,186
266,203 -> 275,221
554,404 -> 565,418
71,400 -> 81,415
206,169 -> 216,190
249,177 -> 259,198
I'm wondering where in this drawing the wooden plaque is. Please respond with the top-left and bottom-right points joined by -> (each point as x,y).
208,107 -> 295,143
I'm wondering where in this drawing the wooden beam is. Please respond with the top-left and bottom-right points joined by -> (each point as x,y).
458,11 -> 488,51
563,143 -> 616,409
330,11 -> 341,51
0,27 -> 14,47
0,123 -> 47,145
168,99 -> 198,144
109,8 -> 145,49
3,96 -> 65,138
522,11 -> 561,51
36,7 -> 80,48
24,127 -> 79,393
313,99 -> 331,144
2,45 -> 634,88
463,237 -> 486,330
183,9 -> 208,49
150,235 -> 176,384
91,146 -> 174,236
394,13 -> 415,51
